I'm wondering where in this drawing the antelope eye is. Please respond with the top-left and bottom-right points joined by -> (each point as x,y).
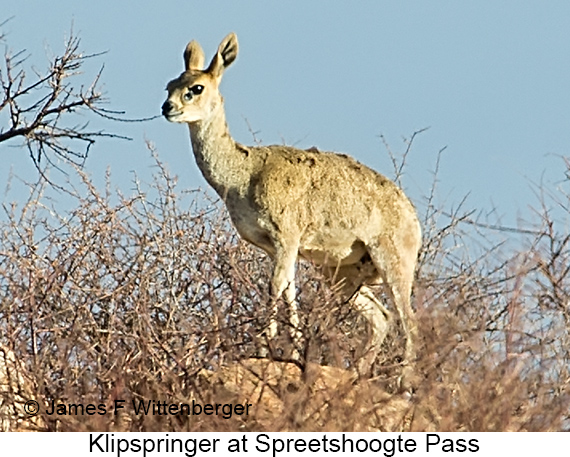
183,85 -> 204,101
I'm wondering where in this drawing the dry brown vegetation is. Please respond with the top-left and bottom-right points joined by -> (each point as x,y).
0,144 -> 568,432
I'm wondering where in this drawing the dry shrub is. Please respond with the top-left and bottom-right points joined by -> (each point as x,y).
0,150 -> 568,431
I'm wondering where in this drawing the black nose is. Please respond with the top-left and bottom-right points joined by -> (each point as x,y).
162,101 -> 173,116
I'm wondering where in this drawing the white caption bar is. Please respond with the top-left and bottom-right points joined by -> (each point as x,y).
0,432 -> 560,456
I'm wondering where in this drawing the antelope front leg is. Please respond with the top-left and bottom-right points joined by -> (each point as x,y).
269,244 -> 302,357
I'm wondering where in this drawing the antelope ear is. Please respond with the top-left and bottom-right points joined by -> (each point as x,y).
184,40 -> 205,71
206,32 -> 239,78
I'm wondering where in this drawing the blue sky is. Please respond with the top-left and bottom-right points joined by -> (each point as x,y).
2,1 -> 570,227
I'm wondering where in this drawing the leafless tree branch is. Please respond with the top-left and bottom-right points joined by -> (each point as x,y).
0,30 -> 135,182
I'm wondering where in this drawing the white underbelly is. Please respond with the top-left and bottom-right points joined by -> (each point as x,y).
299,239 -> 367,266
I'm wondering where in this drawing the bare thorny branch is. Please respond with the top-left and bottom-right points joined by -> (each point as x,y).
379,127 -> 431,187
0,30 -> 154,184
